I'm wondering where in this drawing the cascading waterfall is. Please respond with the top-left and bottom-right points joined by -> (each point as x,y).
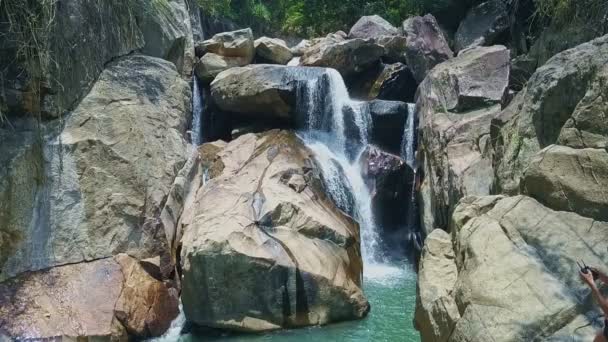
164,67 -> 420,341
297,68 -> 382,268
191,75 -> 204,146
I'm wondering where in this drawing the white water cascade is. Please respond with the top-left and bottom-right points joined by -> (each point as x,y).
191,75 -> 204,146
297,68 -> 382,269
401,103 -> 417,170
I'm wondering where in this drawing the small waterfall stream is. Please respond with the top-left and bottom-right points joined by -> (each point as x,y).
190,75 -> 204,146
401,103 -> 417,170
401,103 -> 422,253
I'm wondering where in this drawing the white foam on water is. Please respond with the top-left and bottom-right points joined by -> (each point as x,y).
364,262 -> 414,287
298,69 -> 381,267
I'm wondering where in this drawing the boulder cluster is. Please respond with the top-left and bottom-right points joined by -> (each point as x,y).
1,0 -> 607,340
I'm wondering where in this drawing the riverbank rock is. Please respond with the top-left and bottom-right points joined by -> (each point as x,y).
416,195 -> 607,341
255,37 -> 293,64
414,229 -> 460,342
493,34 -> 608,194
291,40 -> 313,56
454,0 -> 509,52
402,15 -> 454,83
0,0 -> 144,118
521,145 -> 608,222
0,254 -> 179,340
195,53 -> 251,81
301,36 -> 385,77
210,64 -> 331,123
197,28 -> 255,61
137,0 -> 195,75
418,45 -> 509,231
360,146 -> 414,252
368,100 -> 409,154
557,63 -> 608,150
0,55 -> 190,280
371,63 -> 416,102
193,28 -> 255,81
349,15 -> 400,39
349,63 -> 416,103
180,130 -> 369,332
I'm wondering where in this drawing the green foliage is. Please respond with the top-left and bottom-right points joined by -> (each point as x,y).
1,0 -> 57,120
533,0 -> 608,28
197,0 -> 427,37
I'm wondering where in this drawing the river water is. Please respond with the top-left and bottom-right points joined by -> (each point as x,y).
183,263 -> 419,342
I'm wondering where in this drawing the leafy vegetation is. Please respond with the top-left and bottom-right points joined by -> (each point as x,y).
0,0 -> 57,122
533,0 -> 608,29
196,0 -> 432,37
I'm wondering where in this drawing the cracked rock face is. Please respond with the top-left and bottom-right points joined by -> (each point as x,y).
417,45 -> 509,232
493,34 -> 608,194
0,55 -> 190,281
180,130 -> 369,332
521,145 -> 608,222
0,254 -> 179,340
416,196 -> 608,341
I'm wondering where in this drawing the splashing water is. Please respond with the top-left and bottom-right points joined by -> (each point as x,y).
150,303 -> 186,342
296,68 -> 382,268
301,137 -> 381,265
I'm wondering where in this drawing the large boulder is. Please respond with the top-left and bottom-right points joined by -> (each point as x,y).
0,0 -> 144,118
418,45 -> 509,231
557,63 -> 608,149
0,254 -> 179,340
198,28 -> 255,61
180,131 -> 370,331
137,0 -> 195,75
210,64 -> 332,124
521,145 -> 608,222
402,15 -> 454,83
454,0 -> 509,52
416,195 -> 607,341
300,36 -> 385,77
368,99 -> 410,154
493,34 -> 608,194
290,39 -> 314,56
360,146 -> 415,254
348,63 -> 417,103
349,15 -> 400,39
369,63 -> 416,102
414,229 -> 460,342
255,37 -> 293,65
195,52 -> 250,81
0,55 -> 190,280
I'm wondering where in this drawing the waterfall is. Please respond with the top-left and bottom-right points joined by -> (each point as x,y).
191,75 -> 203,146
400,103 -> 417,170
400,103 -> 423,254
297,68 -> 381,267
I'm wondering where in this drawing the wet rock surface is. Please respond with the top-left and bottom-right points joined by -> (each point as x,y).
180,131 -> 369,331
